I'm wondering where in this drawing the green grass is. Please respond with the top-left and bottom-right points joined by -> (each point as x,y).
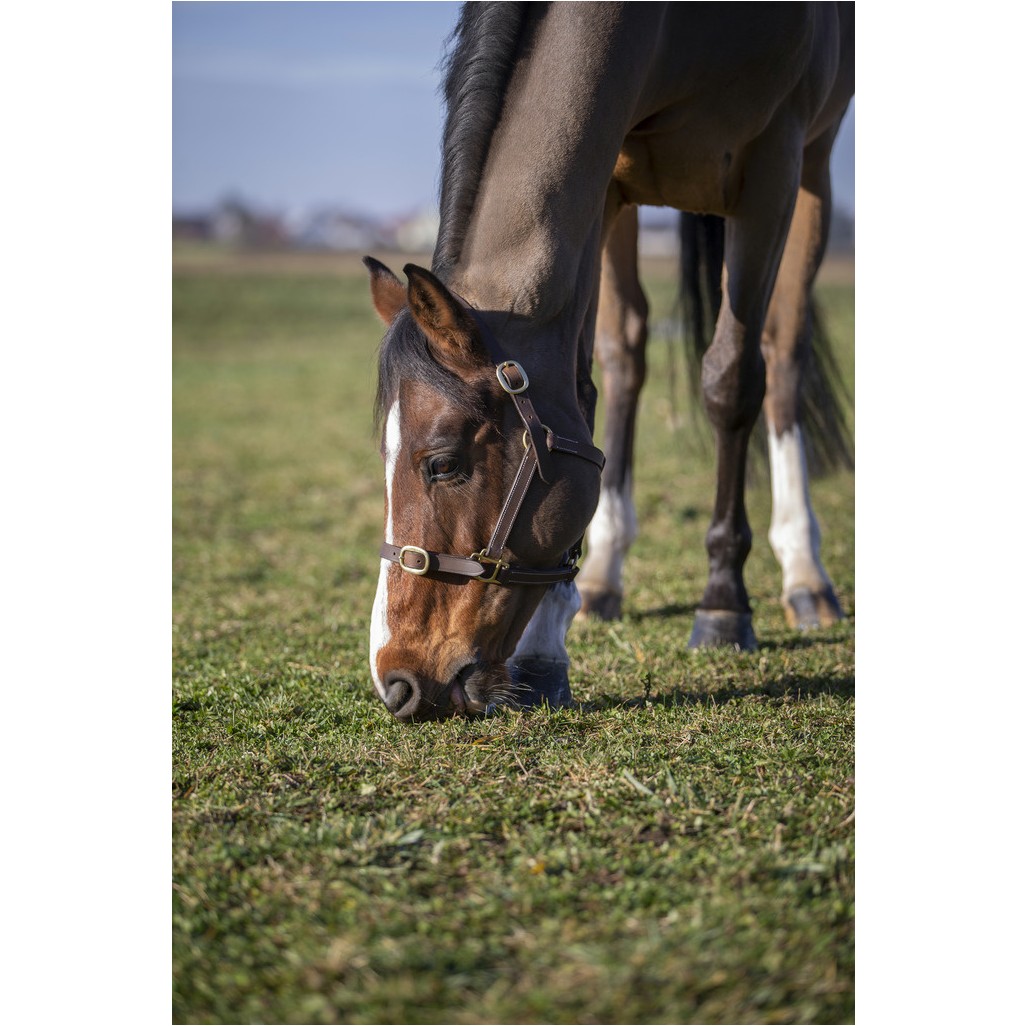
173,249 -> 854,1025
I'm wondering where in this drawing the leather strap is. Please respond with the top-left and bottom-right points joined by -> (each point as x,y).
505,372 -> 555,483
547,432 -> 605,468
379,542 -> 580,585
483,445 -> 535,561
482,429 -> 603,561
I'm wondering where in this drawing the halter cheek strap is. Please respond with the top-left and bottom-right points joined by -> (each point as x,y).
379,307 -> 605,586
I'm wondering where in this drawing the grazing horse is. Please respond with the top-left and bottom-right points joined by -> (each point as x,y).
365,2 -> 854,721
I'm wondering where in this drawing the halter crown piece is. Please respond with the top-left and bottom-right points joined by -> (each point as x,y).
379,303 -> 605,586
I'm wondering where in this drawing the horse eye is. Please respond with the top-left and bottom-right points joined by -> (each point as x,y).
427,454 -> 461,481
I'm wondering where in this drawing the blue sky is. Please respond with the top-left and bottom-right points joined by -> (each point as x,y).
173,1 -> 855,219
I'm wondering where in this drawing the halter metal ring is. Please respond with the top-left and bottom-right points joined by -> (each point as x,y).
496,360 -> 529,395
523,424 -> 551,450
398,545 -> 431,575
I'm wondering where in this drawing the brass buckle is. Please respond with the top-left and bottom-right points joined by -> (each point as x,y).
496,360 -> 529,395
471,551 -> 508,584
398,545 -> 431,576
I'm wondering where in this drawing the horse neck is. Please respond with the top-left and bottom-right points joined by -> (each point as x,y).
441,3 -> 657,431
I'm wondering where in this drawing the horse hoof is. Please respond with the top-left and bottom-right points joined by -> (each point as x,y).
688,610 -> 758,651
507,658 -> 574,709
784,587 -> 845,630
575,587 -> 622,621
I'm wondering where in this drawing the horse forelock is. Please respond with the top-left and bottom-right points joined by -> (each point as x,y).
374,309 -> 487,433
433,1 -> 534,276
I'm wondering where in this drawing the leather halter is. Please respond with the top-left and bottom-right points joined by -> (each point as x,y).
379,306 -> 605,586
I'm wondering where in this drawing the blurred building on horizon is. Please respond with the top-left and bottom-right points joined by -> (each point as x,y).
173,197 -> 854,257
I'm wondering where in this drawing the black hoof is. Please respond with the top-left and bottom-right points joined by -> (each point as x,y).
688,610 -> 758,652
576,587 -> 623,621
507,658 -> 574,709
784,587 -> 845,630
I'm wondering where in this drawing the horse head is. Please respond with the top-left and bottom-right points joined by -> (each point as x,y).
365,258 -> 602,721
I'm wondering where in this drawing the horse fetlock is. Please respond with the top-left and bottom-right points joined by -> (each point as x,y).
507,657 -> 574,709
783,586 -> 845,630
576,585 -> 623,621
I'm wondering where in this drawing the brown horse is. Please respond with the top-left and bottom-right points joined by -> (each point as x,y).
365,2 -> 854,721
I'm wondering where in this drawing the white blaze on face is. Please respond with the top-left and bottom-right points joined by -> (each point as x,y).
369,400 -> 401,699
767,424 -> 829,594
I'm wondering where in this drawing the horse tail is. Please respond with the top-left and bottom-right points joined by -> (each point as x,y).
679,212 -> 723,404
678,211 -> 853,476
800,300 -> 855,475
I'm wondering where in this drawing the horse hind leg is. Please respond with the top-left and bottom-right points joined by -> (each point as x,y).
763,129 -> 847,630
576,204 -> 647,621
767,423 -> 844,628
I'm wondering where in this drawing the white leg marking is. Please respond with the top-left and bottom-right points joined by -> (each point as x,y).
369,401 -> 401,699
768,424 -> 830,595
577,473 -> 638,595
509,581 -> 581,666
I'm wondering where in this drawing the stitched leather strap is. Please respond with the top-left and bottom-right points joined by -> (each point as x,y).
547,432 -> 604,468
480,326 -> 554,483
481,429 -> 604,561
483,446 -> 535,561
379,542 -> 580,585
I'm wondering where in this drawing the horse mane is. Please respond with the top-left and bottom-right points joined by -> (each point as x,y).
374,309 -> 488,431
375,4 -> 533,429
432,1 -> 535,277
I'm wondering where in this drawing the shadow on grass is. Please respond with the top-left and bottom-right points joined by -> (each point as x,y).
629,601 -> 701,620
755,633 -> 849,653
581,672 -> 854,712
627,607 -> 854,637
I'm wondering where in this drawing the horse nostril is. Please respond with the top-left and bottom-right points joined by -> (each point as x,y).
382,671 -> 420,719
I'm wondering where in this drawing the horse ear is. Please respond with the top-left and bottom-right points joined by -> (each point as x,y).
403,264 -> 489,373
363,256 -> 406,325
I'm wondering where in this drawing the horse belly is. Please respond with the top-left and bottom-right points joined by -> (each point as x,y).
611,2 -> 845,215
613,131 -> 744,216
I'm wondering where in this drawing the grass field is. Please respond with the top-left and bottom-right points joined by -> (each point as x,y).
172,246 -> 854,1025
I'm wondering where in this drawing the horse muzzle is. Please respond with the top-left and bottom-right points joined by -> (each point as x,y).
380,664 -> 498,722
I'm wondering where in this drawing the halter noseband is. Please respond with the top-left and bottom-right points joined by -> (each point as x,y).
379,307 -> 605,587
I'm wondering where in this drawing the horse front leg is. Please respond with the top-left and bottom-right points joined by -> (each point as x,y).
505,581 -> 579,709
503,209 -> 623,706
576,205 -> 648,621
688,313 -> 764,650
689,123 -> 801,651
763,128 -> 847,629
